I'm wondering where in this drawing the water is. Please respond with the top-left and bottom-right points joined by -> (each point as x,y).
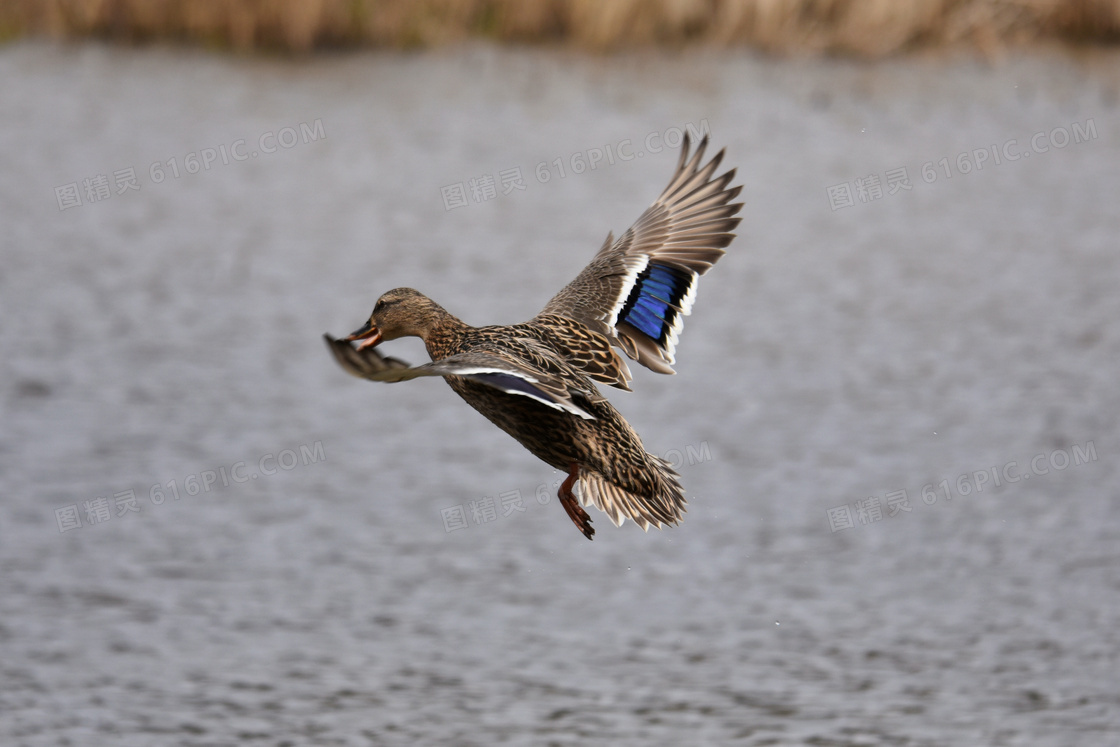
2,42 -> 1119,745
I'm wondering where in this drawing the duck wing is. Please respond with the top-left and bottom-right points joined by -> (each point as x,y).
536,134 -> 742,374
324,334 -> 598,420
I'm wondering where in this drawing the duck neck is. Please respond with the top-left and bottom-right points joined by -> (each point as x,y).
422,307 -> 470,360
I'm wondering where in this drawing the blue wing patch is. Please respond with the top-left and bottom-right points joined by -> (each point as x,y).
618,263 -> 692,344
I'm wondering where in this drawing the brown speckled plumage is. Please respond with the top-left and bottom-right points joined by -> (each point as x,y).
325,135 -> 742,539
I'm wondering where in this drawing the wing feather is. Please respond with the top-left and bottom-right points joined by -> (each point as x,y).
537,134 -> 742,374
324,334 -> 597,419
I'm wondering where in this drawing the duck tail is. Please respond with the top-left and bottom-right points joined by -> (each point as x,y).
577,456 -> 687,530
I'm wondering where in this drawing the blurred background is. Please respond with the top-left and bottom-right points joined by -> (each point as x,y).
1,2 -> 1119,746
4,0 -> 1120,54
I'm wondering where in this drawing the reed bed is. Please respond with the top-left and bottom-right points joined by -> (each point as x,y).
2,0 -> 1119,56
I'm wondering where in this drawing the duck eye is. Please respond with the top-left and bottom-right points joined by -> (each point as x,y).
375,298 -> 400,312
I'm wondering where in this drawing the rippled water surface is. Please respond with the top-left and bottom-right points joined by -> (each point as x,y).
2,42 -> 1119,745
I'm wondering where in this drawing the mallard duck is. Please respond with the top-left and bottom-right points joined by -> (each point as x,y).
325,135 -> 741,539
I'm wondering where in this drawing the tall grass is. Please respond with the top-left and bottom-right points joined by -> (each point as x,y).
2,0 -> 1119,55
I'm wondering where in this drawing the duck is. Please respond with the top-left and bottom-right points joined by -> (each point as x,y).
325,135 -> 742,540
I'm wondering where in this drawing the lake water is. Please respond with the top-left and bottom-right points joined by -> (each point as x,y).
2,41 -> 1119,745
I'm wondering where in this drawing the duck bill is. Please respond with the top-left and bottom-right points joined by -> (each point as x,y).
345,322 -> 383,351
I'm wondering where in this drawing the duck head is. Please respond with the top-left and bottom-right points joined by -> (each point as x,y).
346,287 -> 447,349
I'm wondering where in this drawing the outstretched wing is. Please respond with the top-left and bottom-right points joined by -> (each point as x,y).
324,334 -> 598,420
537,134 -> 742,374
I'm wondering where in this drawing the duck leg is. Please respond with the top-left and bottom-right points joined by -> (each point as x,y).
558,462 -> 594,540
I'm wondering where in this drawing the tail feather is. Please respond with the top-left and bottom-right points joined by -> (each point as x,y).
576,456 -> 687,530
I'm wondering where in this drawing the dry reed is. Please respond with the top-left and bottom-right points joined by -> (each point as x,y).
1,0 -> 1118,56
